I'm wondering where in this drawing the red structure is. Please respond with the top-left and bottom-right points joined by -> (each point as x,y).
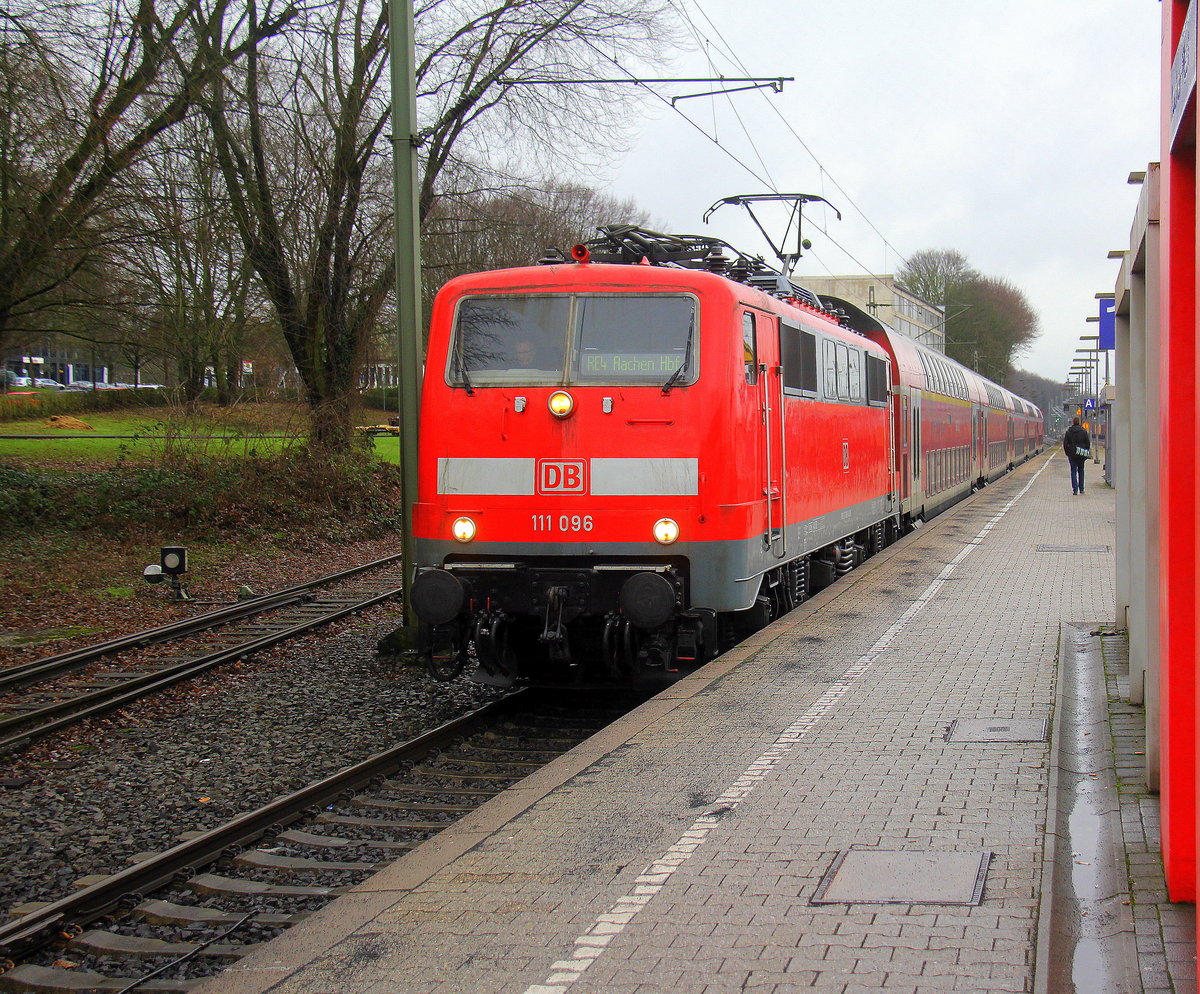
1160,0 -> 1198,902
409,228 -> 1041,687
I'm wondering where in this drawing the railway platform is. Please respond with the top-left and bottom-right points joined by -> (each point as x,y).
196,450 -> 1194,994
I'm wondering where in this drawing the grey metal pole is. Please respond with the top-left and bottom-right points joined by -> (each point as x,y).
390,0 -> 423,642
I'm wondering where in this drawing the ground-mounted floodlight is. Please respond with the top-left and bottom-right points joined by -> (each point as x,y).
143,546 -> 190,600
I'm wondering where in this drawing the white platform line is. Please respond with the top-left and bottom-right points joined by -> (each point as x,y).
523,459 -> 1053,994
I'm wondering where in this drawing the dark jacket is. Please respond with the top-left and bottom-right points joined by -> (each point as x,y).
1063,424 -> 1090,458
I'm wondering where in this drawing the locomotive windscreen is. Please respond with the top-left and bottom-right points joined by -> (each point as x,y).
448,293 -> 697,387
572,296 -> 695,383
450,296 -> 570,385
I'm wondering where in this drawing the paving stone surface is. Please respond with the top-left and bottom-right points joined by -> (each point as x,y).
1102,632 -> 1197,994
195,452 -> 1195,994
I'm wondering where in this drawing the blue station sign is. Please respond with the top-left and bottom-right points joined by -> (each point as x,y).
1098,297 -> 1116,351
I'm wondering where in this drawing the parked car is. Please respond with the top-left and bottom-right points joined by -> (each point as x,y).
66,380 -> 94,390
9,375 -> 31,387
33,378 -> 64,390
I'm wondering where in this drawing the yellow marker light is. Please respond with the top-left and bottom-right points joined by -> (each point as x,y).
653,517 -> 680,545
548,390 -> 575,418
451,516 -> 477,543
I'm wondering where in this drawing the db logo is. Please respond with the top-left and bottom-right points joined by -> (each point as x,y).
537,459 -> 587,494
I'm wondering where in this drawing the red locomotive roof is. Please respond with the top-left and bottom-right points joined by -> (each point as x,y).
434,262 -> 892,360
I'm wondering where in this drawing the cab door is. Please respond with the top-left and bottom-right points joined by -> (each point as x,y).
896,391 -> 910,504
745,311 -> 785,558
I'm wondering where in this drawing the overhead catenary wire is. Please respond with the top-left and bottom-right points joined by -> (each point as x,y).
672,0 -> 911,271
522,0 -> 922,312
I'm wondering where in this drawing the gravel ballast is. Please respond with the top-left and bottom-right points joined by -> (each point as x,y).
0,603 -> 502,913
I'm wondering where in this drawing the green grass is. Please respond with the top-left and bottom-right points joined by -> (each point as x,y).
0,433 -> 291,461
0,406 -> 403,464
369,434 -> 401,465
0,412 -> 184,434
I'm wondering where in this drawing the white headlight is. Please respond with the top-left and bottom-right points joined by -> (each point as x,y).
652,518 -> 680,544
452,516 -> 477,543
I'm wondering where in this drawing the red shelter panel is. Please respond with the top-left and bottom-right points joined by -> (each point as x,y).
1161,0 -> 1198,903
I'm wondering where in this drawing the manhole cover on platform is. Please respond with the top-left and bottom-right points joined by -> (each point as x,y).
945,718 -> 1048,742
1036,544 -> 1111,553
810,850 -> 991,905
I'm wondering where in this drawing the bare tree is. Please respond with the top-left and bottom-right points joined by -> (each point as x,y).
116,119 -> 260,404
0,0 -> 296,357
201,0 -> 395,450
945,274 -> 1039,382
202,0 -> 676,452
895,248 -> 975,306
897,248 -> 1039,382
413,0 -> 676,220
423,180 -> 651,289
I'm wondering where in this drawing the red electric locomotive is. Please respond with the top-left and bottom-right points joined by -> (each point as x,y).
409,227 -> 1041,686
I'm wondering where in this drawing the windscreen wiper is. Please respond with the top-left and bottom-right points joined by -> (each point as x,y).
455,350 -> 475,395
661,318 -> 694,394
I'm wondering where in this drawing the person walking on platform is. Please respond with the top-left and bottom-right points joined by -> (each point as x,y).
1063,418 -> 1091,495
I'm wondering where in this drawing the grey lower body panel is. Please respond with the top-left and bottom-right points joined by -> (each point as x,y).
416,494 -> 895,614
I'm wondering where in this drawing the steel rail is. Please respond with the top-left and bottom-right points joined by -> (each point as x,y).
0,553 -> 405,692
0,691 -> 526,959
0,583 -> 407,754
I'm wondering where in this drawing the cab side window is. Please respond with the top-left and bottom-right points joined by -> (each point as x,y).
846,347 -> 862,401
824,340 -> 838,397
742,312 -> 757,385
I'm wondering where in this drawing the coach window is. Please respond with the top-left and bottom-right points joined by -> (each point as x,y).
866,354 -> 888,405
781,322 -> 817,394
742,312 -> 757,385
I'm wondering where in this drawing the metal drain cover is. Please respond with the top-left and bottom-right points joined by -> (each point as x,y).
946,718 -> 1048,742
811,850 -> 991,905
1036,544 -> 1111,553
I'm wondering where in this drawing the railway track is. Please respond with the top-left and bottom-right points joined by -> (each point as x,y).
0,555 -> 407,755
0,689 -> 637,992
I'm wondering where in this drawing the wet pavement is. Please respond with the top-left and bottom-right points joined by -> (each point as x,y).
192,454 -> 1196,994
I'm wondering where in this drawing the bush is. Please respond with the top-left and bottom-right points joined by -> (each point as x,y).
0,387 -> 169,422
0,454 -> 405,543
360,387 -> 400,411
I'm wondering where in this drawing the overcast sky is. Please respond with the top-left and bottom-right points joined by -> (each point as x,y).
597,0 -> 1161,383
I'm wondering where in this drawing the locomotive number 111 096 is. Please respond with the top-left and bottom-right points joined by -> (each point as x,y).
532,514 -> 595,533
